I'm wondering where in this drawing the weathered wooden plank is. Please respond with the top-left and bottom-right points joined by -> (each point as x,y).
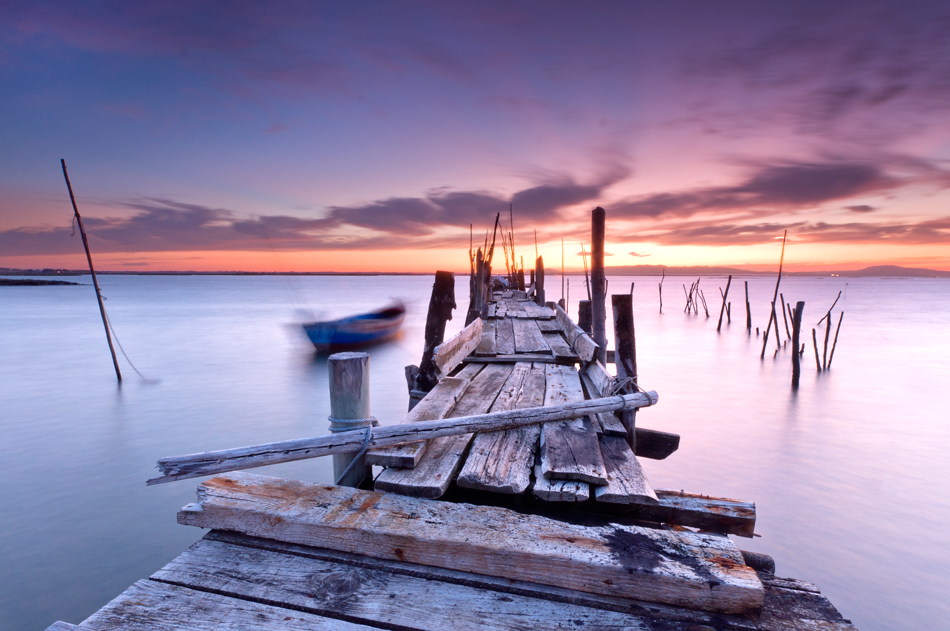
540,364 -> 608,485
432,317 -> 482,378
506,301 -> 527,318
44,623 -> 77,631
206,530 -> 759,628
542,331 -> 575,361
595,434 -> 658,505
463,353 -> 577,365
537,318 -> 561,332
532,459 -> 589,502
486,303 -> 496,318
180,473 -> 764,614
156,537 -> 676,631
365,376 -> 475,468
151,389 -> 658,485
537,305 -> 556,319
473,318 -> 496,356
633,428 -> 680,460
513,318 -> 551,354
78,579 -> 371,630
555,304 -> 598,362
375,363 -> 514,498
457,363 -> 545,493
494,317 -> 515,354
759,575 -> 858,630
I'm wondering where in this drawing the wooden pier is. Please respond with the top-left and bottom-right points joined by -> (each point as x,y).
49,208 -> 856,629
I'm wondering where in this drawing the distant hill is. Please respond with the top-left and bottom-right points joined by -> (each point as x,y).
833,265 -> 950,278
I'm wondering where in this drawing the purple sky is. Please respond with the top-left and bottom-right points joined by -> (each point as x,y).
2,1 -> 949,271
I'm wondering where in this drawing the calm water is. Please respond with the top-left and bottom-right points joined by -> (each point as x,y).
1,274 -> 947,630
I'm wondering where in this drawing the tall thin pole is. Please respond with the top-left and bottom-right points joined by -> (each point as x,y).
61,160 -> 122,382
561,238 -> 565,302
760,230 -> 787,359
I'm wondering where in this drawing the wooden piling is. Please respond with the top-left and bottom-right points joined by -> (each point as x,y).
780,292 -> 791,340
328,352 -> 372,487
760,230 -> 787,359
535,255 -> 545,306
578,300 -> 592,334
828,312 -> 843,369
411,271 -> 456,393
791,302 -> 804,388
61,159 -> 122,383
744,281 -> 751,332
812,329 -> 821,371
717,275 -> 732,332
658,268 -> 665,313
822,314 -> 832,370
612,294 -> 637,452
590,207 -> 607,365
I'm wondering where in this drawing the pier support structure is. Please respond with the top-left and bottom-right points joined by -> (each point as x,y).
591,207 -> 607,365
328,351 -> 373,488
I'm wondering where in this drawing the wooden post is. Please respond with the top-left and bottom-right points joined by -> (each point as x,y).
791,302 -> 804,388
578,300 -> 592,334
658,268 -> 665,313
744,281 -> 751,332
517,268 -> 525,292
328,352 -> 372,488
612,294 -> 637,451
411,271 -> 455,393
61,159 -> 122,383
812,329 -> 821,371
535,255 -> 545,305
828,312 -> 844,369
822,313 -> 832,370
780,293 -> 791,340
760,230 -> 787,359
591,207 -> 607,364
717,275 -> 732,332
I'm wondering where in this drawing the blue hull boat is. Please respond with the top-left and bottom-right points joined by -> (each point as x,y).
303,302 -> 406,351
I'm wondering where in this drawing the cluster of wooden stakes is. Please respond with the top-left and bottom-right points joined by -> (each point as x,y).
673,231 -> 844,389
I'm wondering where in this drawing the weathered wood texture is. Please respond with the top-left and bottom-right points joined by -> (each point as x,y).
457,362 -> 545,493
375,363 -> 514,498
554,304 -> 598,362
650,490 -> 757,538
327,352 -> 371,487
150,389 -> 657,485
44,623 -> 77,631
463,353 -> 577,365
432,317 -> 483,378
153,537 -> 675,631
595,434 -> 658,505
590,207 -> 607,364
540,364 -> 608,485
474,318 -> 496,356
179,473 -> 764,614
365,374 -> 474,468
494,317 -> 515,354
512,317 -> 551,354
542,330 -> 575,361
414,271 -> 457,392
77,579 -> 372,630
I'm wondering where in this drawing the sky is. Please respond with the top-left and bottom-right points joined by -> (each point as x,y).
1,1 -> 949,273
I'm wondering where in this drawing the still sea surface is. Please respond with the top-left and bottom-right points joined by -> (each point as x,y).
1,273 -> 947,630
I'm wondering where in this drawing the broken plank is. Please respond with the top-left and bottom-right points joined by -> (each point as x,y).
433,317 -> 482,378
540,364 -> 607,485
595,434 -> 658,505
79,579 -> 371,630
365,376 -> 475,468
537,318 -> 561,332
494,317 -> 515,354
473,319 -> 496,356
647,490 -> 757,538
542,331 -> 574,360
457,363 -> 544,494
512,318 -> 551,354
375,363 -> 514,498
181,472 -> 764,614
532,459 -> 589,502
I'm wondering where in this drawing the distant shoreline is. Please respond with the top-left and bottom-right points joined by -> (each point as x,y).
2,265 -> 948,278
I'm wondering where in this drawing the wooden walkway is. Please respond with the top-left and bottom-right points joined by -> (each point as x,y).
50,292 -> 857,630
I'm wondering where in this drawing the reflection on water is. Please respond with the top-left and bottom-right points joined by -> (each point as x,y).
0,274 -> 947,630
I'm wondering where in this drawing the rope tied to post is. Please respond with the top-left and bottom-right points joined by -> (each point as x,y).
332,422 -> 378,485
327,416 -> 378,433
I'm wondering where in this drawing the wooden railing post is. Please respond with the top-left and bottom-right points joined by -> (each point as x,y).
591,207 -> 607,365
328,352 -> 372,488
578,300 -> 592,334
612,294 -> 638,451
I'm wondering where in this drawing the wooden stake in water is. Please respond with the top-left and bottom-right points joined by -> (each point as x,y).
744,281 -> 752,332
658,268 -> 665,313
780,292 -> 791,340
791,302 -> 804,388
760,230 -> 787,359
61,159 -> 122,383
812,329 -> 821,372
828,312 -> 844,369
717,275 -> 732,332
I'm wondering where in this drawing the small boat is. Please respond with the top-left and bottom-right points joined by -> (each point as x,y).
302,302 -> 406,351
